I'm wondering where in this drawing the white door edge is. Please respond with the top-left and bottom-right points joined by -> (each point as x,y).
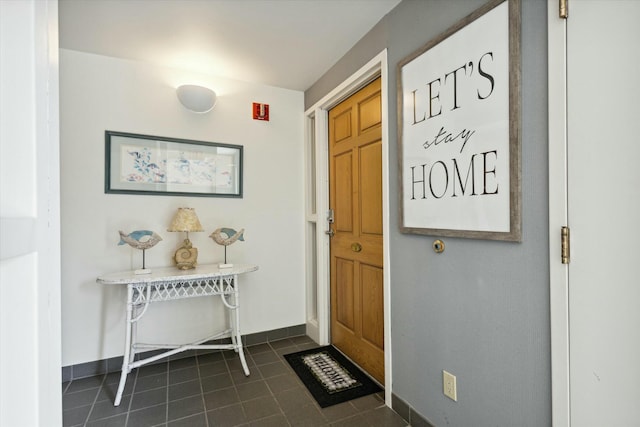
304,49 -> 392,405
0,0 -> 62,424
547,1 -> 570,426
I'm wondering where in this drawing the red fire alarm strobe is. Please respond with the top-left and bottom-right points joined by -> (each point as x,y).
252,102 -> 269,121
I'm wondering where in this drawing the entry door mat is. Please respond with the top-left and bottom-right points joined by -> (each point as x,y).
284,346 -> 381,408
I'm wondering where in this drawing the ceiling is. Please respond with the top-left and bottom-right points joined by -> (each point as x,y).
58,0 -> 401,91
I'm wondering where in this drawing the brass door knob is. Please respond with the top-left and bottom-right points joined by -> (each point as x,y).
351,243 -> 362,252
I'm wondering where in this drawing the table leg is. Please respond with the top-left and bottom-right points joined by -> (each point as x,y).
228,284 -> 238,352
231,275 -> 250,376
114,284 -> 134,406
130,311 -> 137,365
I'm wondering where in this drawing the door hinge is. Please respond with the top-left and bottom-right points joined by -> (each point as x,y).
561,226 -> 570,264
559,0 -> 568,19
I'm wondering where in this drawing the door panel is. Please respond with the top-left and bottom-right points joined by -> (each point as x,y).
567,2 -> 640,425
333,108 -> 353,143
335,257 -> 355,330
334,153 -> 354,232
359,142 -> 383,235
360,264 -> 383,348
329,77 -> 384,383
358,92 -> 381,132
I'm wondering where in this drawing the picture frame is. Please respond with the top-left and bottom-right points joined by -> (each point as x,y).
105,131 -> 243,198
397,0 -> 521,241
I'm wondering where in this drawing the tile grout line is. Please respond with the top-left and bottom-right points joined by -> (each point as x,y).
123,366 -> 138,427
231,347 -> 249,424
165,361 -> 170,426
196,351 -> 210,427
266,341 -> 293,427
80,374 -> 107,426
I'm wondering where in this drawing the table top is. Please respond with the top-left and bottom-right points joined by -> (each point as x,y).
96,263 -> 259,285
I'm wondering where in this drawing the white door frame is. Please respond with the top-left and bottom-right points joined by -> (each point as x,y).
0,0 -> 62,425
304,50 -> 392,404
547,1 -> 570,426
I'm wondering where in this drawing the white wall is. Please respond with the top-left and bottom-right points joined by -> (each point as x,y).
60,49 -> 305,366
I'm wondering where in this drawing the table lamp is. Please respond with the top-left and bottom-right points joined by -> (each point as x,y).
168,207 -> 204,269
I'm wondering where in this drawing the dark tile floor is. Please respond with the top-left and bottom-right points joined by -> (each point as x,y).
62,336 -> 408,426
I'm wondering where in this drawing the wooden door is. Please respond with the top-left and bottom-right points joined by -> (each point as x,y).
566,2 -> 640,424
329,77 -> 384,384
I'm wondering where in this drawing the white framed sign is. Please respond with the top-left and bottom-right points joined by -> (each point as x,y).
398,0 -> 521,241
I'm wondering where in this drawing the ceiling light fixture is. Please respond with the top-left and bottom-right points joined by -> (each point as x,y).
176,84 -> 217,113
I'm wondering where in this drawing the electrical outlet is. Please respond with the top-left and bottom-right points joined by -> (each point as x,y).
443,370 -> 457,401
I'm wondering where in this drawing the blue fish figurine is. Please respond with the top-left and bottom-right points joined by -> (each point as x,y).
118,230 -> 163,250
209,228 -> 244,246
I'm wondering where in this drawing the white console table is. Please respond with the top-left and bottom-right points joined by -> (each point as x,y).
96,263 -> 259,406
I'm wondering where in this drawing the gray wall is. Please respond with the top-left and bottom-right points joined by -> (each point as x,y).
305,1 -> 550,426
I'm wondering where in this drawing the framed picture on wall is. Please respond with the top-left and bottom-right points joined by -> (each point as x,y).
105,131 -> 243,198
397,0 -> 521,241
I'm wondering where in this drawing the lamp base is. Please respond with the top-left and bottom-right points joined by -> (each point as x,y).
219,263 -> 233,269
174,241 -> 198,270
134,268 -> 152,275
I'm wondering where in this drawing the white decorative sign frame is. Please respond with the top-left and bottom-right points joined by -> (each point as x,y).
397,0 -> 521,241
